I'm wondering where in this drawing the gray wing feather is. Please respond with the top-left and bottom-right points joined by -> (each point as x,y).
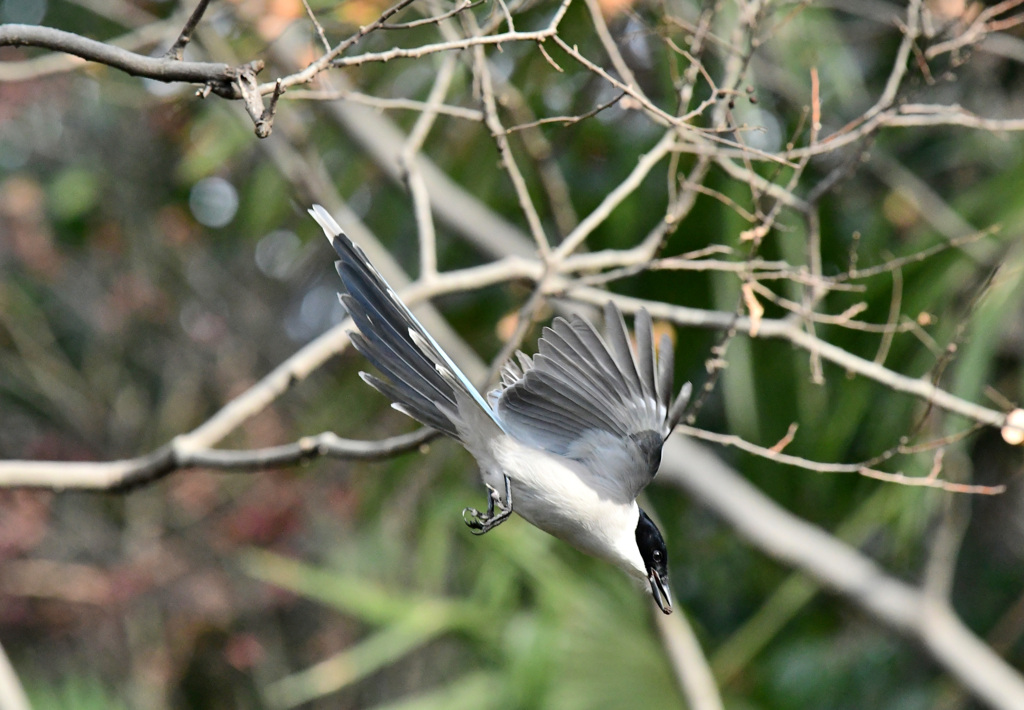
550,318 -> 631,401
602,302 -> 646,404
532,343 -> 620,422
517,356 -> 626,433
666,381 -> 692,433
657,333 -> 674,412
493,302 -> 690,495
635,309 -> 657,407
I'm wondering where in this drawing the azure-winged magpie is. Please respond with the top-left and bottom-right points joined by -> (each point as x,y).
311,205 -> 690,614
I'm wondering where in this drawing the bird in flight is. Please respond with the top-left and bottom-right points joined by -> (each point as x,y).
311,205 -> 690,614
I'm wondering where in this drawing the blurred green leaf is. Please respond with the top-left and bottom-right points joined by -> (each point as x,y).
366,672 -> 502,710
47,166 -> 100,221
27,674 -> 128,710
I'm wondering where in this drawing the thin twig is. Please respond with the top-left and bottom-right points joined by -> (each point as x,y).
164,0 -> 213,60
873,267 -> 903,366
300,0 -> 331,53
379,0 -> 482,29
470,16 -> 551,257
286,90 -> 484,121
400,54 -> 461,278
505,91 -> 625,134
677,425 -> 1005,495
844,227 -> 1000,281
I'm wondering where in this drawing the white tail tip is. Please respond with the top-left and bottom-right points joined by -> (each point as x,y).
309,204 -> 343,239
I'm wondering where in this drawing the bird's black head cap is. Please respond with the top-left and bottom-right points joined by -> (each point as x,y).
636,508 -> 672,614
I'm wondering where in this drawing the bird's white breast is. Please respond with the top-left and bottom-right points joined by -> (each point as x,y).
480,434 -> 645,580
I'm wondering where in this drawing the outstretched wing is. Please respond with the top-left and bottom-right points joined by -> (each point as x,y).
491,302 -> 690,499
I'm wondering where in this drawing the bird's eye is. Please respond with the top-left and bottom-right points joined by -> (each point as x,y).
653,550 -> 662,562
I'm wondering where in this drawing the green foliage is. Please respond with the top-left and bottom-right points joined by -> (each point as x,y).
27,675 -> 128,710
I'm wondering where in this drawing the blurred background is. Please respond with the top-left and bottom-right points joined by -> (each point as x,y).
2,0 -> 1024,708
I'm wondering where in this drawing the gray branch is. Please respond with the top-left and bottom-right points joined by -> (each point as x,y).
0,429 -> 435,491
660,437 -> 1024,710
0,23 -> 252,96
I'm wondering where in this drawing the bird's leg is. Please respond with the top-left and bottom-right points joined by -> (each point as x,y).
462,475 -> 513,535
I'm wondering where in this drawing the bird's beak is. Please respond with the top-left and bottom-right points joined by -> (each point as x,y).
648,569 -> 673,615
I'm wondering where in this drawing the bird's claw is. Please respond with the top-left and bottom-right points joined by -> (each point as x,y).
462,478 -> 513,535
462,506 -> 487,534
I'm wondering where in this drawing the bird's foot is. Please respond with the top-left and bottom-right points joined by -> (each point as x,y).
462,476 -> 513,536
462,506 -> 511,535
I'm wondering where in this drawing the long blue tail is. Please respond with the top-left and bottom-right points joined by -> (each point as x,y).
310,205 -> 498,443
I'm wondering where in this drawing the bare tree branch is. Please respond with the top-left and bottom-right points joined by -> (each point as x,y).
0,429 -> 435,491
659,437 -> 1024,710
677,424 -> 1004,495
0,19 -> 179,80
655,609 -> 724,710
0,23 -> 250,94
